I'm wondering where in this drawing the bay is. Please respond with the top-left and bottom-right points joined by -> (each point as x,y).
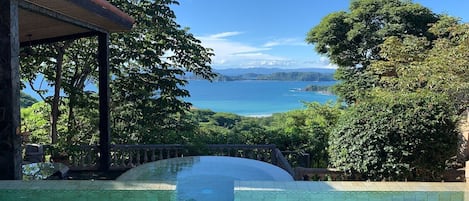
183,80 -> 337,116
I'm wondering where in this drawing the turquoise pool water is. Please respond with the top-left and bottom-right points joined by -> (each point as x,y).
0,156 -> 466,201
117,156 -> 294,201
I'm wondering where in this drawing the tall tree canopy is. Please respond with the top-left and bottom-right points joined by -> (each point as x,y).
306,0 -> 439,103
108,0 -> 215,143
371,16 -> 469,113
308,0 -> 467,180
20,0 -> 215,145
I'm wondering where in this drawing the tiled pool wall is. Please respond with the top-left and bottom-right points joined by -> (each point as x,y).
0,181 -> 467,201
235,191 -> 464,201
235,181 -> 468,201
0,189 -> 175,201
0,181 -> 177,201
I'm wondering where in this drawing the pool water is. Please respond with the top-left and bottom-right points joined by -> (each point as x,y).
117,156 -> 294,201
0,156 -> 466,201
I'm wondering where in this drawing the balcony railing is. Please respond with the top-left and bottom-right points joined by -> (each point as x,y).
42,144 -> 295,177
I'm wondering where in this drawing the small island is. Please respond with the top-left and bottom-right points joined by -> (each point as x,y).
303,84 -> 334,94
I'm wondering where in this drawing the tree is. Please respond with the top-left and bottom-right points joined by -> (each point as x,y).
329,91 -> 458,181
20,0 -> 215,145
306,0 -> 439,103
371,16 -> 469,113
21,41 -> 75,144
108,0 -> 215,144
211,113 -> 241,128
21,102 -> 51,144
20,100 -> 99,146
307,0 -> 466,180
269,102 -> 342,167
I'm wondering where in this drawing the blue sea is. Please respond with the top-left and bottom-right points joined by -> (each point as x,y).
183,80 -> 337,116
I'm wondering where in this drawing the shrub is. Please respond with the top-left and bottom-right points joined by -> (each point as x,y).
329,91 -> 458,181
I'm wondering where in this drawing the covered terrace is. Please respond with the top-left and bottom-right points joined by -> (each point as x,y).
0,0 -> 134,180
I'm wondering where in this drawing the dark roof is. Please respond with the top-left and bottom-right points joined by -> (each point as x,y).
19,0 -> 134,44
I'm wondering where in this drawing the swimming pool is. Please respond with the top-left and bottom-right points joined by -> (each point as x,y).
0,156 -> 467,201
117,156 -> 294,201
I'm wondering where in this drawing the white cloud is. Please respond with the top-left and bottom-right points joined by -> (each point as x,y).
196,32 -> 334,69
198,32 -> 288,68
242,60 -> 297,68
319,56 -> 329,63
208,31 -> 243,39
262,38 -> 306,48
303,57 -> 338,69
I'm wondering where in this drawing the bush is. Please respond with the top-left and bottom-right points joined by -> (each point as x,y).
270,102 -> 343,168
329,91 -> 459,181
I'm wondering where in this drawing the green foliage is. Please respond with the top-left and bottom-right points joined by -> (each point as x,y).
188,102 -> 343,168
18,0 -> 466,182
20,36 -> 101,144
189,110 -> 269,145
256,72 -> 334,81
303,85 -> 333,93
269,102 -> 342,167
210,113 -> 241,128
306,0 -> 439,103
108,0 -> 215,144
20,0 -> 215,145
20,91 -> 37,108
21,102 -> 50,144
21,100 -> 99,146
329,91 -> 458,181
308,0 -> 466,181
209,72 -> 335,82
371,16 -> 469,113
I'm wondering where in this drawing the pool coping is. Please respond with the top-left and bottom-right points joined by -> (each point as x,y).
235,181 -> 469,192
0,180 -> 176,191
0,181 -> 467,192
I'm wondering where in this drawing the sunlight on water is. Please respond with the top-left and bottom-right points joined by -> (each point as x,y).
185,80 -> 337,116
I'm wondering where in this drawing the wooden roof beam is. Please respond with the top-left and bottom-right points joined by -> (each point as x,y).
19,0 -> 107,34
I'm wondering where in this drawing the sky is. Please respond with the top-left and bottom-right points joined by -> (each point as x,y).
171,0 -> 469,69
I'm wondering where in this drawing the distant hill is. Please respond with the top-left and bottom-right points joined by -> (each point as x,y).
21,91 -> 38,108
184,68 -> 336,81
203,72 -> 334,82
214,67 -> 336,76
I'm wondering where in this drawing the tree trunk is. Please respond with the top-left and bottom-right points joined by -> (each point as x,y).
66,97 -> 75,144
50,42 -> 71,144
66,43 -> 93,144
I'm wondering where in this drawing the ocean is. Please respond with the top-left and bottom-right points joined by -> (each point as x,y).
183,80 -> 337,116
23,77 -> 337,117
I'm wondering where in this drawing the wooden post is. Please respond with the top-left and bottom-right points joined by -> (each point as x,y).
466,161 -> 469,182
0,0 -> 22,180
98,32 -> 111,171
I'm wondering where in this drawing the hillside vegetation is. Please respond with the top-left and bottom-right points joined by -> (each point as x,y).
19,0 -> 468,181
193,72 -> 335,82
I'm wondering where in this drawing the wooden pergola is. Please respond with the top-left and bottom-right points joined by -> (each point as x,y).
0,0 -> 134,180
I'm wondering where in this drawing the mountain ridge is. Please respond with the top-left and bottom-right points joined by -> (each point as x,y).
213,67 -> 336,76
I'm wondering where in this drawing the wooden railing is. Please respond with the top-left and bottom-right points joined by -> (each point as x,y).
49,144 -> 295,177
272,148 -> 295,176
281,151 -> 311,168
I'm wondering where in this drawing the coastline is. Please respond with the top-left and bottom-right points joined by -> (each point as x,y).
245,114 -> 273,118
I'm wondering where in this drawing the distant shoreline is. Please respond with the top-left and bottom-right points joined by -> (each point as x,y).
187,71 -> 336,82
245,114 -> 273,118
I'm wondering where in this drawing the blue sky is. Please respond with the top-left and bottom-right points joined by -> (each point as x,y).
171,0 -> 469,69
